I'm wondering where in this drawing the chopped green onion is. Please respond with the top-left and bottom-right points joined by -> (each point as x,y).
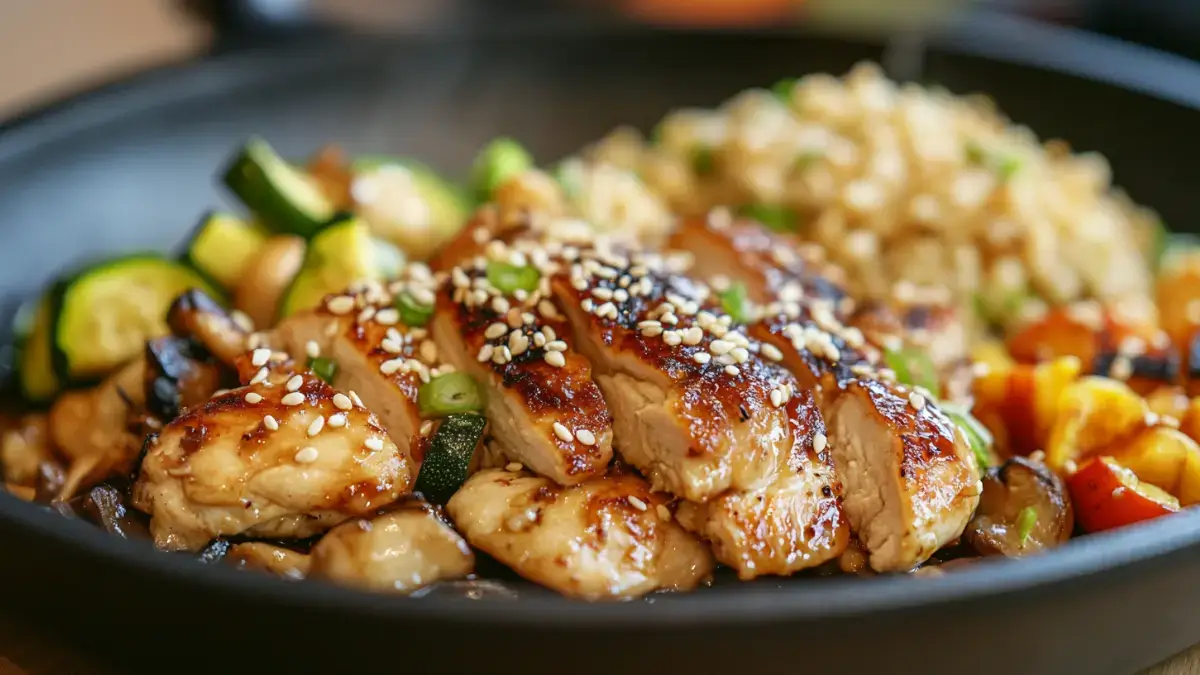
717,281 -> 750,323
964,140 -> 1022,180
692,146 -> 716,176
737,203 -> 798,233
486,261 -> 540,294
884,346 -> 939,395
395,291 -> 434,327
1016,506 -> 1038,545
794,150 -> 823,172
940,403 -> 996,472
972,288 -> 1031,328
308,356 -> 339,385
471,137 -> 534,202
419,373 -> 484,417
771,77 -> 798,103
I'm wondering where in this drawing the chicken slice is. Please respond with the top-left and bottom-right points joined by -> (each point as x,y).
309,500 -> 474,593
675,388 -> 848,578
431,240 -> 613,485
827,379 -> 981,572
447,467 -> 712,600
551,247 -> 798,502
133,363 -> 414,551
226,542 -> 311,580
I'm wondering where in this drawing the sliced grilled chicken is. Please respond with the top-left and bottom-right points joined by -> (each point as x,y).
133,363 -> 414,551
674,388 -> 848,578
550,247 -> 799,502
431,240 -> 613,485
274,267 -> 452,461
226,542 -> 311,580
447,467 -> 712,600
826,378 -> 981,572
309,501 -> 474,593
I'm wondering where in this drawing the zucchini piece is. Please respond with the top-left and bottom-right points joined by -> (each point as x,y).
183,211 -> 269,290
14,294 -> 60,401
470,137 -> 534,202
350,157 -> 471,261
52,256 -> 215,382
279,217 -> 395,317
222,137 -> 336,238
415,413 -> 486,504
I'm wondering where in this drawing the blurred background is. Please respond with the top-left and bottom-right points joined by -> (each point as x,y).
3,0 -> 1200,119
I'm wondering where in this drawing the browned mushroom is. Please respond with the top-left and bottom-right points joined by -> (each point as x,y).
144,336 -> 223,421
965,456 -> 1074,557
166,289 -> 248,365
234,235 -> 305,329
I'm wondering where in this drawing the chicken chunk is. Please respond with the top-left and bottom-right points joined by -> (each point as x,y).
226,543 -> 311,580
0,414 -> 51,487
675,388 -> 848,578
166,289 -> 251,366
309,501 -> 474,593
826,379 -> 981,572
133,365 -> 414,551
551,247 -> 799,502
431,241 -> 613,485
447,467 -> 712,600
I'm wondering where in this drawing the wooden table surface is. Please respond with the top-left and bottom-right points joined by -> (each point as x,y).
1,2 -> 1199,673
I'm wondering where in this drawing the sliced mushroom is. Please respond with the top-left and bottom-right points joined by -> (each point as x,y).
144,336 -> 223,421
965,456 -> 1073,557
166,289 -> 248,365
78,484 -> 150,540
234,235 -> 305,329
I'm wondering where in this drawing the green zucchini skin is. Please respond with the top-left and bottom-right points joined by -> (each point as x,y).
221,137 -> 336,238
415,413 -> 487,505
278,216 -> 379,318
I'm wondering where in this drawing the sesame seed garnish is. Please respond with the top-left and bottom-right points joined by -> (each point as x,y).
770,389 -> 784,407
761,343 -> 784,361
553,422 -> 574,442
909,392 -> 926,410
506,462 -> 524,472
682,327 -> 704,346
543,326 -> 557,342
725,365 -> 740,376
813,432 -> 828,452
538,300 -> 559,319
592,287 -> 613,301
349,390 -> 364,408
263,415 -> 279,431
294,447 -> 319,464
249,367 -> 269,385
709,339 -> 733,355
281,392 -> 305,406
576,429 -> 597,446
730,347 -> 750,363
477,344 -> 495,363
545,340 -> 567,352
663,331 -> 682,346
286,375 -> 304,392
381,338 -> 402,355
307,416 -> 325,437
581,298 -> 594,312
327,413 -> 347,428
332,393 -> 352,411
244,392 -> 263,404
533,332 -> 547,347
419,341 -> 439,363
693,352 -> 712,364
326,296 -> 355,315
627,496 -> 648,511
544,351 -> 566,368
251,348 -> 271,367
305,341 -> 320,359
485,322 -> 508,340
357,307 -> 376,324
374,308 -> 400,326
365,437 -> 384,452
656,504 -> 672,521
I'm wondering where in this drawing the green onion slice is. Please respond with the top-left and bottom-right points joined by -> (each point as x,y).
717,281 -> 750,323
395,291 -> 434,327
307,356 -> 339,385
1016,506 -> 1038,545
737,203 -> 798,233
940,403 -> 996,472
884,346 -> 939,395
486,261 -> 540,294
419,373 -> 484,417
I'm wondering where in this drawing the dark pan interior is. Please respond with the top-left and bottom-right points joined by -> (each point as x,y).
3,17 -> 1200,675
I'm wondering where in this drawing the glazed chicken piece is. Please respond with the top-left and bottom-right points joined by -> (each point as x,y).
166,289 -> 252,366
226,542 -> 311,580
308,501 -> 474,593
550,247 -> 805,502
447,467 -> 712,600
133,361 -> 414,551
674,388 -> 848,578
0,414 -> 52,488
430,240 -> 614,486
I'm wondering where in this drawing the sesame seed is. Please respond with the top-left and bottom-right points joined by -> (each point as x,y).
683,327 -> 704,345
533,332 -> 546,347
730,347 -> 750,363
477,344 -> 495,363
506,462 -> 524,472
492,296 -> 511,314
553,422 -> 574,442
286,375 -> 304,392
493,346 -> 512,364
909,392 -> 926,410
326,296 -> 355,315
263,415 -> 279,431
660,312 -> 679,325
693,352 -> 712,364
304,341 -> 321,359
544,351 -> 566,368
592,287 -> 613,301
597,302 -> 617,319
709,339 -> 734,355
538,300 -> 559,319
581,298 -> 594,313
294,447 -> 319,464
356,307 -> 376,324
761,343 -> 784,361
307,416 -> 325,437
249,367 -> 269,385
251,348 -> 271,367
545,340 -> 568,352
770,389 -> 784,407
663,331 -> 682,346
365,437 -> 384,451
627,496 -> 648,511
327,413 -> 347,428
725,365 -> 740,376
332,393 -> 352,411
485,322 -> 508,340
420,341 -> 439,363
281,392 -> 305,406
349,391 -> 364,408
380,338 -> 402,355
374,308 -> 400,326
813,432 -> 828,452
656,504 -> 672,521
576,429 -> 596,446
244,392 -> 263,404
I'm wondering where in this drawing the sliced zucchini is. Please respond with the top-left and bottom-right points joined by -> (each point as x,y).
183,211 -> 269,290
470,137 -> 534,202
14,294 -> 60,401
52,256 -> 215,382
349,156 -> 471,261
415,413 -> 486,504
222,137 -> 336,238
279,217 -> 394,317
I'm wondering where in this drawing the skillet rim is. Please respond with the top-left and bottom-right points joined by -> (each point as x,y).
2,10 -> 1200,625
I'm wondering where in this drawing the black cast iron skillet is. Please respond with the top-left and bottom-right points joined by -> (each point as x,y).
2,8 -> 1200,675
